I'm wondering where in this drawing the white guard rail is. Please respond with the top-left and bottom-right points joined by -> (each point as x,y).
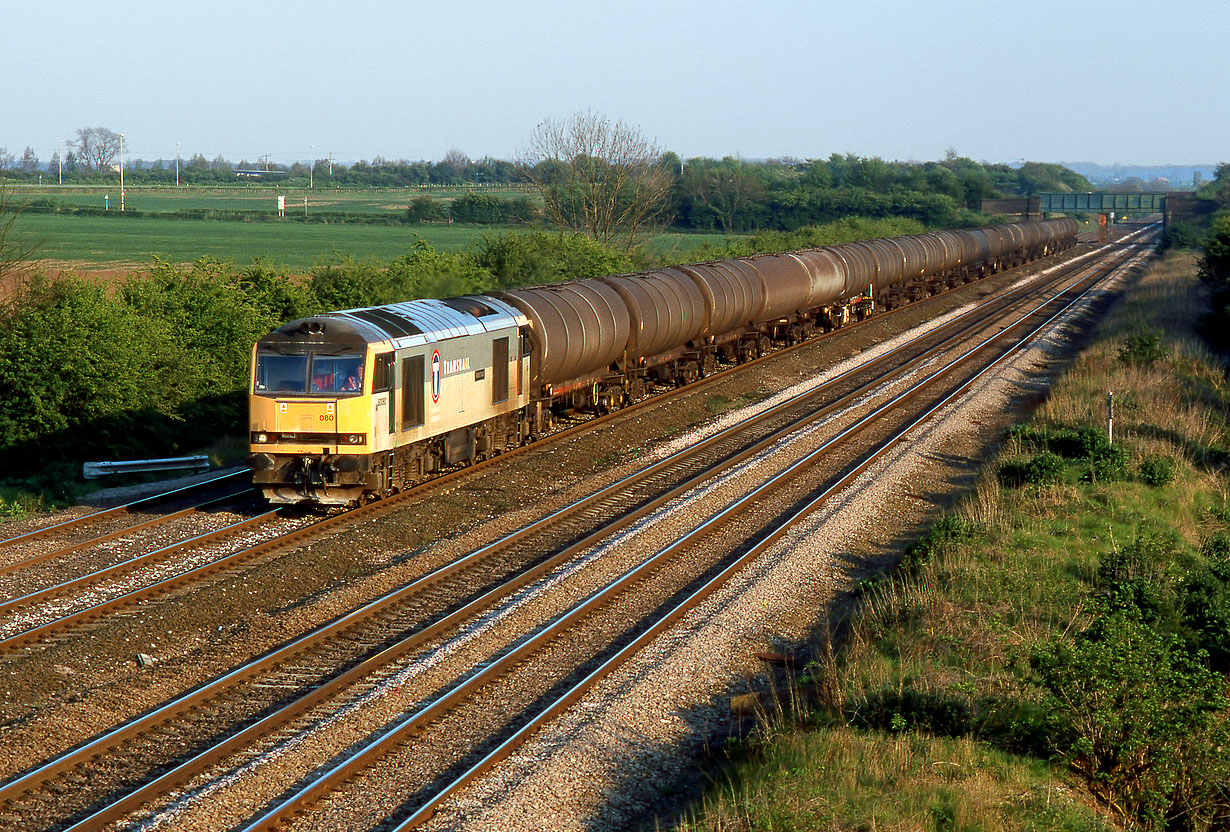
83,455 -> 211,479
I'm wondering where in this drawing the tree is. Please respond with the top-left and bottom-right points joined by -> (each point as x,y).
19,147 -> 39,172
75,126 -> 122,171
0,185 -> 41,297
437,149 -> 472,183
682,157 -> 767,232
0,148 -> 13,170
519,111 -> 674,249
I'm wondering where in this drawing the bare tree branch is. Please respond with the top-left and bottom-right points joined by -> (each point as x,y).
519,111 -> 674,250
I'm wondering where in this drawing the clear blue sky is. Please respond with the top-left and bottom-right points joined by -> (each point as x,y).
4,0 -> 1225,167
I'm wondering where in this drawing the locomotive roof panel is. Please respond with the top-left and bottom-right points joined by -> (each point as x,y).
258,296 -> 524,353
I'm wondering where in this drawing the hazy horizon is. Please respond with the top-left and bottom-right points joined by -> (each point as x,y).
4,0 -> 1226,169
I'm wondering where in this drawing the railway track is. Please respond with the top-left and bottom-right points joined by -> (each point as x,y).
0,238 -> 1087,660
0,470 -> 251,564
0,231 -> 1153,831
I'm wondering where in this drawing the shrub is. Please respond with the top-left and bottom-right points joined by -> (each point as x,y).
900,514 -> 978,571
1117,328 -> 1167,367
1137,454 -> 1176,487
1082,443 -> 1129,483
1179,550 -> 1230,673
406,194 -> 446,223
1048,425 -> 1111,459
1024,452 -> 1068,485
845,684 -> 971,737
1032,606 -> 1230,828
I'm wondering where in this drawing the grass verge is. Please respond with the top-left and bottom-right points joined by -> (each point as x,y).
679,252 -> 1230,832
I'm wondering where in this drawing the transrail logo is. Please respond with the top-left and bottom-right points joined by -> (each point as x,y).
431,350 -> 441,403
442,356 -> 471,376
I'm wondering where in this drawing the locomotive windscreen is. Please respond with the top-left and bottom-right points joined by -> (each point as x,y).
255,352 -> 365,395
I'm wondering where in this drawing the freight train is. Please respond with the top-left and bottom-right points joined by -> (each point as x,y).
248,218 -> 1078,505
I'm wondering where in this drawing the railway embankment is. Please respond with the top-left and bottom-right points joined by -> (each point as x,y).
677,250 -> 1230,831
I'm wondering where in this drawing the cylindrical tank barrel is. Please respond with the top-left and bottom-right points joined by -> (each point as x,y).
677,261 -> 761,337
494,279 -> 629,386
599,270 -> 704,360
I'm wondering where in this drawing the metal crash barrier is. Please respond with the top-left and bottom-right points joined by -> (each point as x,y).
83,455 -> 211,479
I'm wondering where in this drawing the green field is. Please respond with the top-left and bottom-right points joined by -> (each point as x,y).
15,185 -> 531,215
9,188 -> 735,271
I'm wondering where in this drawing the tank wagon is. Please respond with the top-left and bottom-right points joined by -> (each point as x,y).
249,218 -> 1077,505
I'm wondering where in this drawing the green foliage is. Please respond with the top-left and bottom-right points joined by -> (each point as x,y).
999,451 -> 1068,487
1180,541 -> 1230,673
1082,443 -> 1128,484
447,193 -> 535,225
1032,606 -> 1229,829
1046,425 -> 1113,459
307,241 -> 487,309
1160,221 -> 1202,251
1200,213 -> 1230,285
1029,532 -> 1230,829
899,514 -> 978,572
1137,454 -> 1176,487
700,216 -> 927,259
1117,328 -> 1167,367
406,194 -> 447,223
468,231 -> 632,289
846,684 -> 971,737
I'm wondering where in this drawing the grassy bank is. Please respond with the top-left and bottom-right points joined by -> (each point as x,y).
680,251 -> 1230,831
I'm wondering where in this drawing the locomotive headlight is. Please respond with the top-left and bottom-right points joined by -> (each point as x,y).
254,432 -> 269,444
346,434 -> 363,445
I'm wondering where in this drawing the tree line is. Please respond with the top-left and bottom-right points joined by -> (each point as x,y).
1,119 -> 1094,246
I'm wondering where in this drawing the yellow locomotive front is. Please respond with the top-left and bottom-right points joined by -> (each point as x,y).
248,318 -> 384,505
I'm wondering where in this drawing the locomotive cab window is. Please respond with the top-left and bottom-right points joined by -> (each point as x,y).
311,355 -> 365,394
255,354 -> 308,393
254,352 -> 365,396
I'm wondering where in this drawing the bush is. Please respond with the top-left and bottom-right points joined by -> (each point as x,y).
899,514 -> 977,571
406,195 -> 446,223
1117,328 -> 1167,367
1032,607 -> 1230,829
1082,443 -> 1129,483
1025,452 -> 1068,485
1160,221 -> 1202,251
1137,454 -> 1176,487
1179,549 -> 1230,673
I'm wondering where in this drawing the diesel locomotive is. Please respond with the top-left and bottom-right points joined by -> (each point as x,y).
248,218 -> 1078,505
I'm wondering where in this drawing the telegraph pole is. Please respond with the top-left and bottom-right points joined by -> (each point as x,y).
119,133 -> 125,212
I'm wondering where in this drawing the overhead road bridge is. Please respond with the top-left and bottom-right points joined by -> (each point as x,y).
982,192 -> 1215,240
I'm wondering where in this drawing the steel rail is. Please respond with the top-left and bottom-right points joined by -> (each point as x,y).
25,245 -> 1077,829
0,237 -> 1148,829
0,509 -> 285,651
392,236 -> 1156,830
0,508 -> 280,621
0,469 -> 250,550
0,489 -> 256,580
